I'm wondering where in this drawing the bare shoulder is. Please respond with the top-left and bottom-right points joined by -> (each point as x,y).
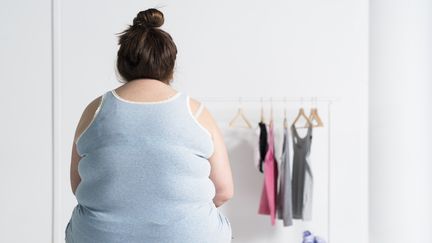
188,97 -> 218,135
74,95 -> 103,143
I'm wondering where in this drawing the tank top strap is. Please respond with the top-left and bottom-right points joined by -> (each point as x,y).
194,103 -> 205,117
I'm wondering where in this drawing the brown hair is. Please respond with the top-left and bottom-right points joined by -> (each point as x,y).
116,8 -> 177,84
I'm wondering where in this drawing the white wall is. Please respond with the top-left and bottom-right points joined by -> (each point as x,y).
1,0 -> 369,242
170,1 -> 369,242
0,0 -> 53,243
369,0 -> 432,242
59,1 -> 368,242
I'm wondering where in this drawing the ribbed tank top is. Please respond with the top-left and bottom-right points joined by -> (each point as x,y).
65,89 -> 232,243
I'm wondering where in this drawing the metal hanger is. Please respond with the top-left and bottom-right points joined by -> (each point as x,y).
260,97 -> 265,123
269,97 -> 274,123
283,97 -> 288,129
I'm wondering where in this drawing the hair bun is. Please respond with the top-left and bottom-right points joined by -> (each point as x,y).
133,8 -> 164,28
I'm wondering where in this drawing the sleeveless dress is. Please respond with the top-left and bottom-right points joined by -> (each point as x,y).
65,89 -> 232,243
291,124 -> 313,220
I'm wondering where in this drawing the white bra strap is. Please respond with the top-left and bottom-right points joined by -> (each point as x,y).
194,103 -> 204,118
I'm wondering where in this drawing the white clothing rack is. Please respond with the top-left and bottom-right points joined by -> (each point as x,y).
196,96 -> 337,243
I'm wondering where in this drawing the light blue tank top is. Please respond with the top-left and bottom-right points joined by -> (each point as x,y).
65,89 -> 232,243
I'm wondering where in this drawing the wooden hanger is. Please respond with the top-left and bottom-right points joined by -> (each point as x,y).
308,108 -> 324,127
229,97 -> 253,128
304,97 -> 324,128
292,98 -> 313,128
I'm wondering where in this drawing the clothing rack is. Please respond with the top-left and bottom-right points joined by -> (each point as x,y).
196,96 -> 338,243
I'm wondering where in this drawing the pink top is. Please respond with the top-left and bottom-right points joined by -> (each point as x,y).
258,120 -> 278,225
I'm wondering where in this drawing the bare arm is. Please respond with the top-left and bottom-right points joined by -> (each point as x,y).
70,95 -> 103,195
189,98 -> 234,207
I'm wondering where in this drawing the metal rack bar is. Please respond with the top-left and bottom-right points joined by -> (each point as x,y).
195,96 -> 339,103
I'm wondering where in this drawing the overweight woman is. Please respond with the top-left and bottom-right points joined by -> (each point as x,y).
65,8 -> 234,243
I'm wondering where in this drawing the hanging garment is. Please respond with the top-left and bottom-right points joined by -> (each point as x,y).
258,120 -> 278,225
253,125 -> 263,170
276,125 -> 293,226
65,89 -> 232,243
291,124 -> 313,220
258,121 -> 268,173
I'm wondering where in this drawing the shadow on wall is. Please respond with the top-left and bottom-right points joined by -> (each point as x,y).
219,127 -> 279,242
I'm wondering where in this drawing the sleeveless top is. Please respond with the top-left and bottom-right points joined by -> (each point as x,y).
257,121 -> 268,173
257,120 -> 278,225
65,89 -> 232,243
290,124 -> 313,220
276,123 -> 294,226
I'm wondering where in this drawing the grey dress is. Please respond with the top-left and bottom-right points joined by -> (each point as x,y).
291,124 -> 313,220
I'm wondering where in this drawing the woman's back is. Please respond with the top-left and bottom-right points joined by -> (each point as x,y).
65,87 -> 232,242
